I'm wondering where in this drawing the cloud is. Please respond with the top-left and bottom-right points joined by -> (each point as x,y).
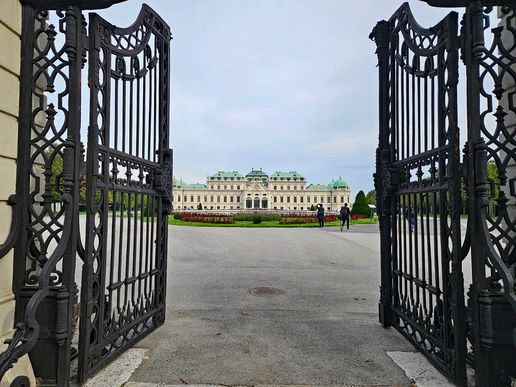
94,0 -> 463,194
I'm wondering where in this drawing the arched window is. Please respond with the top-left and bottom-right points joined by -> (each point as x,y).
261,197 -> 268,209
246,197 -> 252,209
254,197 -> 260,209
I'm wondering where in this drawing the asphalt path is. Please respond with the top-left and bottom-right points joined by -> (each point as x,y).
125,224 -> 415,385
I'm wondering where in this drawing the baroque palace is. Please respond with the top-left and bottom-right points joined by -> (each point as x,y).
172,169 -> 351,212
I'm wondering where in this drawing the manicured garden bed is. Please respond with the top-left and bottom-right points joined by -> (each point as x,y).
168,215 -> 377,228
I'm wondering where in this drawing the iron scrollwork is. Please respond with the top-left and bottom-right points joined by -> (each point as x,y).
0,3 -> 84,385
0,195 -> 20,259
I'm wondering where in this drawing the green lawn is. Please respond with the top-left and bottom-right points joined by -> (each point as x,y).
168,217 -> 378,228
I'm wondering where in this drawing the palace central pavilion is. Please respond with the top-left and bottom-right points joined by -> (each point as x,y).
172,169 -> 351,212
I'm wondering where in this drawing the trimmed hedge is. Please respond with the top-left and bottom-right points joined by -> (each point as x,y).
351,190 -> 370,216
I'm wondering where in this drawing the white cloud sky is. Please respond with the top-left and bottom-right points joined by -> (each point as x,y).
93,0 -> 463,196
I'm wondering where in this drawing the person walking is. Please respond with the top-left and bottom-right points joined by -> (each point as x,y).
340,203 -> 350,231
317,204 -> 325,227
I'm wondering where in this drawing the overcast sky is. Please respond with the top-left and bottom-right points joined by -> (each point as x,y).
93,0 -> 461,195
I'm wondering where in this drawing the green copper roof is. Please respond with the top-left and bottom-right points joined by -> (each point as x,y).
328,177 -> 349,189
173,177 -> 187,187
307,184 -> 328,190
245,169 -> 268,178
210,171 -> 243,179
184,183 -> 207,190
270,171 -> 304,180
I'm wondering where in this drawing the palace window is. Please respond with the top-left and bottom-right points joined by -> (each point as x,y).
287,196 -> 291,203
224,196 -> 227,203
231,185 -> 233,189
237,185 -> 240,190
320,197 -> 324,203
204,195 -> 207,202
287,186 -> 290,190
300,197 -> 304,203
246,197 -> 252,209
261,197 -> 268,209
341,196 -> 344,203
197,195 -> 201,202
177,195 -> 181,201
217,185 -> 220,190
280,186 -> 283,190
191,195 -> 194,202
253,197 -> 260,209
274,196 -> 277,203
230,196 -> 234,202
333,196 -> 336,203
307,196 -> 310,202
294,186 -> 297,190
217,196 -> 221,202
280,196 -> 284,203
237,196 -> 240,202
184,195 -> 187,201
224,185 -> 227,189
274,186 -> 277,190
293,197 -> 297,203
327,196 -> 330,203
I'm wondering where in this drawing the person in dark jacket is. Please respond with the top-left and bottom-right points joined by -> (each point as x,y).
317,204 -> 325,227
340,203 -> 350,231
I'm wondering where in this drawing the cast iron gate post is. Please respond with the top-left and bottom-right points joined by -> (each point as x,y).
461,1 -> 516,385
371,19 -> 394,328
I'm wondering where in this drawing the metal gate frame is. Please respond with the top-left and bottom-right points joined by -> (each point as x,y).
77,5 -> 172,382
373,1 -> 516,386
371,4 -> 466,383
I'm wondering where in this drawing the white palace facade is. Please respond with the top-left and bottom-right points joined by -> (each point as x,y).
172,169 -> 351,212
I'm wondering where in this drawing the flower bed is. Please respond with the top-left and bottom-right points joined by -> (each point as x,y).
179,212 -> 235,224
279,214 -> 337,224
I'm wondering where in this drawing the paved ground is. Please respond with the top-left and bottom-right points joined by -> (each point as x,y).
119,223 -> 417,386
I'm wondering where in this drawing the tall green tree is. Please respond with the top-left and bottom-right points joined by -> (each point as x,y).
365,190 -> 376,205
351,190 -> 370,215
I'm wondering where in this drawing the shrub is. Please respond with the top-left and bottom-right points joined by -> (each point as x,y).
309,204 -> 316,211
351,190 -> 370,216
252,214 -> 262,224
173,213 -> 181,220
197,203 -> 203,210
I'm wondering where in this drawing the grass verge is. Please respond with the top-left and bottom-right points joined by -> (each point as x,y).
168,217 -> 378,228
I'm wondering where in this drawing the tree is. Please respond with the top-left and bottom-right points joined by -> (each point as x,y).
351,190 -> 370,216
365,190 -> 376,205
309,204 -> 316,211
197,203 -> 203,210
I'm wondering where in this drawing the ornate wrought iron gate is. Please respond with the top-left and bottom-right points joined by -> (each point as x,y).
0,2 -> 172,386
77,5 -> 172,382
371,4 -> 466,383
373,1 -> 516,386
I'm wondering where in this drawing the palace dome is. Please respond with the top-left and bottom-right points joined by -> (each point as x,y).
328,178 -> 349,189
245,168 -> 268,179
